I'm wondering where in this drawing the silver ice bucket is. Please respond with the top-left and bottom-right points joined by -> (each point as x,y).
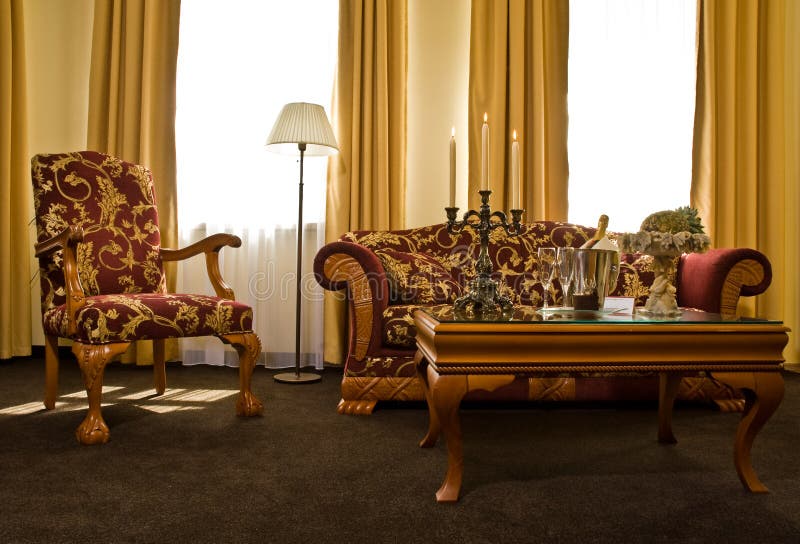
572,248 -> 620,310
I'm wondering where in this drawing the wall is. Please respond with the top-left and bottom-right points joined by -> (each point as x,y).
406,0 -> 470,228
24,0 -> 94,345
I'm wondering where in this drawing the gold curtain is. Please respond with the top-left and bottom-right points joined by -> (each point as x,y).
323,0 -> 408,364
468,0 -> 569,220
0,0 -> 32,359
692,0 -> 800,363
87,0 -> 181,363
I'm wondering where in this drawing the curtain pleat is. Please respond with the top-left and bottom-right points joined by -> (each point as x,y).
0,0 -> 32,359
323,0 -> 408,364
468,0 -> 569,220
87,0 -> 181,363
692,0 -> 800,363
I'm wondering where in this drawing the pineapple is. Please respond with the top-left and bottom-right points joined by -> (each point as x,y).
640,206 -> 705,234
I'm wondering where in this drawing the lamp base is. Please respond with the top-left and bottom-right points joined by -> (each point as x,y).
273,371 -> 322,384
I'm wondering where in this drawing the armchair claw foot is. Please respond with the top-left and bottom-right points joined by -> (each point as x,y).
76,412 -> 110,445
236,391 -> 264,417
219,332 -> 263,417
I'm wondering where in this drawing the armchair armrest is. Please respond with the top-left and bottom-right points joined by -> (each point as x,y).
34,225 -> 85,336
676,248 -> 772,316
313,241 -> 391,360
161,233 -> 242,300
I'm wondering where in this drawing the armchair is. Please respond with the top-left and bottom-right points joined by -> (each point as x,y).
31,151 -> 263,444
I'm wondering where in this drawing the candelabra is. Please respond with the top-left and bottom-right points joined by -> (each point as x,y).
446,190 -> 523,320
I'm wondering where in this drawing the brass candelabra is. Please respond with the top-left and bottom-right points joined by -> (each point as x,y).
446,190 -> 523,320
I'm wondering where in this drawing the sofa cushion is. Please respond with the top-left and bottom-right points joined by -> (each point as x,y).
346,223 -> 675,308
43,293 -> 253,343
375,249 -> 462,304
382,304 -> 421,348
613,252 -> 678,306
382,303 -> 452,348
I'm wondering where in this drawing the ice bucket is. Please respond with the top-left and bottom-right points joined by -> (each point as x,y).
572,248 -> 620,310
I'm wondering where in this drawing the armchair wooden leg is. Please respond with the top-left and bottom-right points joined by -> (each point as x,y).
43,334 -> 59,410
71,341 -> 130,445
219,332 -> 264,417
153,338 -> 167,395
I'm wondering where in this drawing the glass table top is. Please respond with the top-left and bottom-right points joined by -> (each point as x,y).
422,305 -> 783,325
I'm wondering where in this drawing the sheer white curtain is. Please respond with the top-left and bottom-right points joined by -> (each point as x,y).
175,0 -> 338,368
567,0 -> 696,232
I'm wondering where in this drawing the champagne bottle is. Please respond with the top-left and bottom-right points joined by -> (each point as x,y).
581,214 -> 609,249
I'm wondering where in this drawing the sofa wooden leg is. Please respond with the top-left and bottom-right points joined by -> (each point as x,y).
337,398 -> 377,415
219,332 -> 263,417
713,398 -> 746,412
71,342 -> 130,445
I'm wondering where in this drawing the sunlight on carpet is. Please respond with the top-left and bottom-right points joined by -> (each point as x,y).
0,386 -> 239,415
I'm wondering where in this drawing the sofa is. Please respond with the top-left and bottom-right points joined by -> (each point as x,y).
314,221 -> 772,415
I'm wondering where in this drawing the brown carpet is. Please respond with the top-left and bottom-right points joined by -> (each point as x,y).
0,356 -> 799,543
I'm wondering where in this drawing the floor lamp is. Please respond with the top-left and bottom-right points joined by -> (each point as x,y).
266,102 -> 339,383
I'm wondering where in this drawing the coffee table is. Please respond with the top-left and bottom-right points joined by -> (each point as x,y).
414,306 -> 789,502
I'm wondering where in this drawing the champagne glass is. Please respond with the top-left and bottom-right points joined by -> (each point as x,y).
556,247 -> 574,308
537,247 -> 557,311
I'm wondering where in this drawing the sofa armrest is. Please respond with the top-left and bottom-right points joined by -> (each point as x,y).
314,241 -> 391,360
676,248 -> 772,316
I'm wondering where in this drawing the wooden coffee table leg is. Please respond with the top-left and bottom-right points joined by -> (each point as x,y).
426,370 -> 468,502
711,371 -> 785,493
658,372 -> 682,444
416,351 -> 441,448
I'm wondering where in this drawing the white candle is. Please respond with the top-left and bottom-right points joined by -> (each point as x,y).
481,112 -> 489,191
511,130 -> 519,209
449,127 -> 456,207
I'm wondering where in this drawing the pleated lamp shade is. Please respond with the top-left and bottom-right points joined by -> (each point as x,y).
265,102 -> 339,156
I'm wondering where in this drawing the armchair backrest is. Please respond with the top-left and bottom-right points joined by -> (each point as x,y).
31,151 -> 166,313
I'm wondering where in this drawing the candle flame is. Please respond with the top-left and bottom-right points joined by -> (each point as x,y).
483,112 -> 488,123
451,126 -> 455,137
513,129 -> 517,141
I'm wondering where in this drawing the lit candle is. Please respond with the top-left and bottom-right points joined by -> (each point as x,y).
449,127 -> 456,207
481,112 -> 489,191
511,130 -> 519,209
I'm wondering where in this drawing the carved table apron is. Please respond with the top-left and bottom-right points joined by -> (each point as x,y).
413,308 -> 789,503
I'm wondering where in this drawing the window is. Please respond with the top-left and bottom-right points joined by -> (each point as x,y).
175,1 -> 338,368
567,0 -> 697,232
176,0 -> 338,229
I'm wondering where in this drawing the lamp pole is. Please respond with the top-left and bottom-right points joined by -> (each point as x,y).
266,102 -> 338,384
274,142 -> 321,383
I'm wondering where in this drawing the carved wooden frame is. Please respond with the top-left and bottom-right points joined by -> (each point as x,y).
35,228 -> 263,444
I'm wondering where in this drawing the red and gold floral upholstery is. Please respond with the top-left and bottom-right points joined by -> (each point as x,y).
315,221 -> 773,415
42,293 -> 253,343
375,249 -> 462,304
32,152 -> 166,309
31,151 -> 263,444
343,222 -> 667,308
